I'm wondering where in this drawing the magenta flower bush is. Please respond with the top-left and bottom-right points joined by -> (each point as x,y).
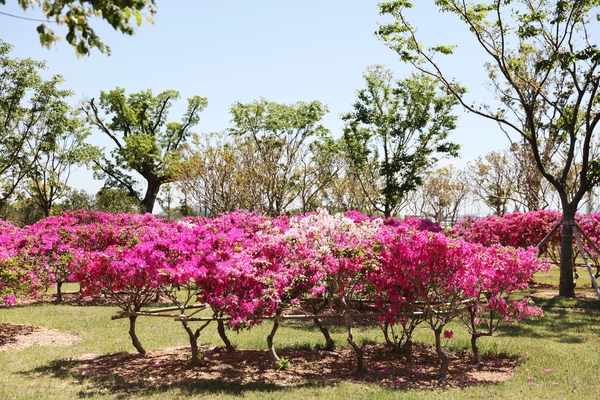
0,209 -> 554,376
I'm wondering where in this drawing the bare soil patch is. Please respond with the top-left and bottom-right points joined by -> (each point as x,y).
0,323 -> 81,351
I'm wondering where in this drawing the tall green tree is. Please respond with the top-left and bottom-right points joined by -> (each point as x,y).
1,0 -> 156,57
95,187 -> 142,214
84,88 -> 207,214
378,0 -> 600,297
24,107 -> 98,217
342,65 -> 460,217
229,98 -> 331,217
0,40 -> 76,214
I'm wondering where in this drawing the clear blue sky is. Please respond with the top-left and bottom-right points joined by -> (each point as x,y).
0,1 -> 511,194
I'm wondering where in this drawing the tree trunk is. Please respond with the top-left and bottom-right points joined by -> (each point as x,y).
182,324 -> 201,366
55,281 -> 63,303
217,320 -> 234,352
267,317 -> 280,362
559,212 -> 576,298
313,318 -> 335,350
346,318 -> 364,372
141,174 -> 163,214
404,337 -> 413,364
128,315 -> 146,355
434,328 -> 449,378
471,334 -> 481,364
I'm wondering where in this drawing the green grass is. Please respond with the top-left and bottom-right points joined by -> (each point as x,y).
1,280 -> 599,399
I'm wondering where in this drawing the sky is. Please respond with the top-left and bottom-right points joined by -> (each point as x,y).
0,1 -> 513,196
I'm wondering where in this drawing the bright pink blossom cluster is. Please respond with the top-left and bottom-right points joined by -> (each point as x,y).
453,210 -> 600,274
0,209 -> 548,348
452,210 -> 563,249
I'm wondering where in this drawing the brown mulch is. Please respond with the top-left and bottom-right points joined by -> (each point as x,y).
4,284 -> 600,392
0,291 -> 522,391
71,344 -> 516,391
0,320 -> 515,390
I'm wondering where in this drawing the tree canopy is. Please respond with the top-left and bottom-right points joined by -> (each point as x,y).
0,39 -> 92,217
342,66 -> 460,217
1,0 -> 156,57
228,98 -> 332,217
84,87 -> 207,214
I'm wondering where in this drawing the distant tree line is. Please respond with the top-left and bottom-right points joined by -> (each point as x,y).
0,37 -> 596,229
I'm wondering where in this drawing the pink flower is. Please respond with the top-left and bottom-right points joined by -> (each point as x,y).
527,376 -> 533,382
443,330 -> 454,339
545,368 -> 551,374
4,295 -> 16,306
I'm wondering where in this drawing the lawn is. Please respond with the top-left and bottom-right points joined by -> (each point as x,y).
0,277 -> 599,400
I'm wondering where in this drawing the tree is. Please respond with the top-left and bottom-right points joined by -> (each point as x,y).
84,88 -> 208,214
467,151 -> 515,216
411,165 -> 469,224
325,144 -> 387,215
176,132 -> 249,218
0,40 -> 75,213
228,98 -> 331,217
378,0 -> 600,296
95,187 -> 142,214
52,188 -> 95,214
1,0 -> 156,57
23,108 -> 98,217
294,136 -> 344,214
507,142 -> 552,212
342,65 -> 460,217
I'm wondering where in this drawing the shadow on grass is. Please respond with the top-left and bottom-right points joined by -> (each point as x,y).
22,355 -> 292,398
498,308 -> 598,344
528,295 -> 600,310
17,342 -> 519,398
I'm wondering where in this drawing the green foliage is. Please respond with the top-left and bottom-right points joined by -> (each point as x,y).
275,357 -> 291,370
51,189 -> 94,215
2,0 -> 157,58
94,187 -> 142,214
342,66 -> 460,217
0,40 -> 91,216
228,98 -> 332,216
84,88 -> 208,213
24,107 -> 99,217
0,197 -> 45,225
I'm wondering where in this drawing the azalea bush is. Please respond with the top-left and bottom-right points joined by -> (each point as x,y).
0,218 -> 57,306
0,209 -> 552,376
453,210 -> 600,281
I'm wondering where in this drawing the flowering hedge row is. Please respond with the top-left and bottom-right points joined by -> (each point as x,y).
0,209 -> 549,376
453,210 -> 600,276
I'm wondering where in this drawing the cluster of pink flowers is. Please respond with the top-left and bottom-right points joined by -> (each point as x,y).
0,209 -> 550,342
452,210 -> 563,248
454,209 -> 600,271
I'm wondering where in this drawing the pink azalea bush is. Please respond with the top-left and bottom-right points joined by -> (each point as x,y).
0,208 -> 554,376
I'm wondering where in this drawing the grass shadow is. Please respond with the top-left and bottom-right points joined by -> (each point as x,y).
498,308 -> 597,344
21,353 -> 295,398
